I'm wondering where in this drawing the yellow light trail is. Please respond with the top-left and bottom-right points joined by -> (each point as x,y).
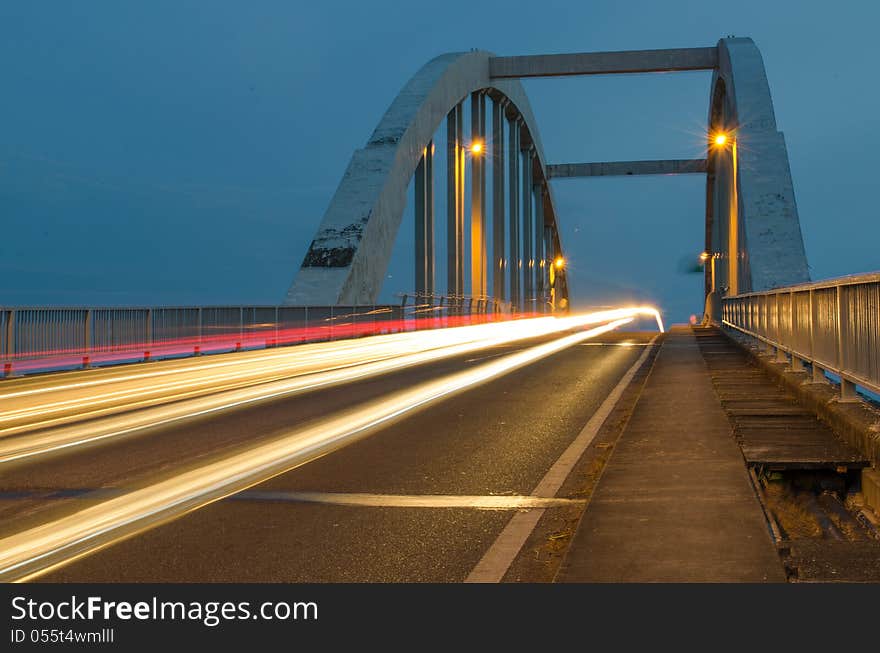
0,308 -> 663,463
0,314 -> 645,582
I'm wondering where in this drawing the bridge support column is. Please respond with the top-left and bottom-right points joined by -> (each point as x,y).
414,141 -> 435,297
522,143 -> 534,313
534,182 -> 545,313
544,225 -> 553,310
508,116 -> 521,312
447,104 -> 464,300
492,98 -> 506,307
470,91 -> 487,299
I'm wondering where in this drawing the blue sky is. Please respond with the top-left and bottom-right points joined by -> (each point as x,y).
1,0 -> 877,324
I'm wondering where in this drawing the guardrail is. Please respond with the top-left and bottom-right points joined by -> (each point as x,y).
721,272 -> 880,401
399,292 -> 517,315
0,295 -> 549,378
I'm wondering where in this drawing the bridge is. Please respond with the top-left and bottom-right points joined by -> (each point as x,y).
1,38 -> 879,583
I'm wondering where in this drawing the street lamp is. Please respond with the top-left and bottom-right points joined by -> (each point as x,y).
700,251 -> 721,293
470,141 -> 483,155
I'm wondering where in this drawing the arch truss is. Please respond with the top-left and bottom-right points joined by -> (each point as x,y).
284,38 -> 808,315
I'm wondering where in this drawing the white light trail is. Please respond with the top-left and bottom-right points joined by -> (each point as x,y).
0,315 -> 643,582
0,308 -> 663,463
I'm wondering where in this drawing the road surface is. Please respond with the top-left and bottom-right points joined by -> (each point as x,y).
0,326 -> 656,582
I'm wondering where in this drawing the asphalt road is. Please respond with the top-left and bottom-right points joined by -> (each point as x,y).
0,330 -> 655,582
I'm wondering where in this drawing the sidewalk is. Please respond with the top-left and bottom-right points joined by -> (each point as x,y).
557,327 -> 785,582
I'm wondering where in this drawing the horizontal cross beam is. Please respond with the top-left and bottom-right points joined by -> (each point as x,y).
547,159 -> 707,178
489,47 -> 717,78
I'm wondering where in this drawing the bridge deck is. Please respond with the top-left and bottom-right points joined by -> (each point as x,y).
558,327 -> 786,582
694,329 -> 868,470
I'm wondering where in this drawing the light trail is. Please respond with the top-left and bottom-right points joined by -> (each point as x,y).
0,311 -> 499,376
0,307 -> 663,460
0,318 -> 563,435
0,315 -> 639,582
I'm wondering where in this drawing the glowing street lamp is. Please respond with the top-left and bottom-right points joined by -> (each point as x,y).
711,131 -> 731,147
554,256 -> 565,270
470,141 -> 483,155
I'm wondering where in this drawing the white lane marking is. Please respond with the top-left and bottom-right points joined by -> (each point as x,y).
465,337 -> 657,583
232,491 -> 584,509
577,342 -> 653,347
464,351 -> 511,363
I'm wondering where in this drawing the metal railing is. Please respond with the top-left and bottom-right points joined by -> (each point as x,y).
721,272 -> 880,401
0,296 -> 527,377
0,305 -> 407,376
399,292 -> 516,316
397,292 -> 562,316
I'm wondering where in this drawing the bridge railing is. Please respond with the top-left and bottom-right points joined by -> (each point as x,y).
398,292 -> 560,316
0,298 -> 527,377
721,272 -> 880,401
0,305 -> 407,377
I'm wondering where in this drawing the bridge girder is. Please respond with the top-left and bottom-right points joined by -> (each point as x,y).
284,51 -> 565,309
285,38 -> 807,315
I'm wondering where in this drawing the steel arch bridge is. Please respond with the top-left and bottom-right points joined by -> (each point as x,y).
283,37 -> 809,317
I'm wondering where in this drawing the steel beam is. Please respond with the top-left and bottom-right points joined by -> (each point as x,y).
489,47 -> 718,78
522,143 -> 533,311
534,182 -> 545,312
447,104 -> 464,297
544,225 -> 553,311
425,142 -> 434,295
508,117 -> 521,311
492,98 -> 505,303
548,159 -> 707,178
470,92 -> 487,298
414,141 -> 434,296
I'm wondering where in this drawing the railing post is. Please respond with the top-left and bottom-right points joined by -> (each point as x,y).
840,378 -> 859,401
196,307 -> 203,356
3,309 -> 15,377
145,308 -> 153,348
83,308 -> 92,369
835,285 -> 848,400
238,306 -> 244,350
808,288 -> 815,365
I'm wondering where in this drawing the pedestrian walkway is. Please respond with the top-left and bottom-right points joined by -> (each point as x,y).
557,327 -> 786,582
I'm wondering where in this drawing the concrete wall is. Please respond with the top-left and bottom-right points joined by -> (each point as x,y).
709,38 -> 810,293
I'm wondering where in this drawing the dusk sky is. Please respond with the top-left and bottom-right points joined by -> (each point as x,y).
2,0 -> 877,324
